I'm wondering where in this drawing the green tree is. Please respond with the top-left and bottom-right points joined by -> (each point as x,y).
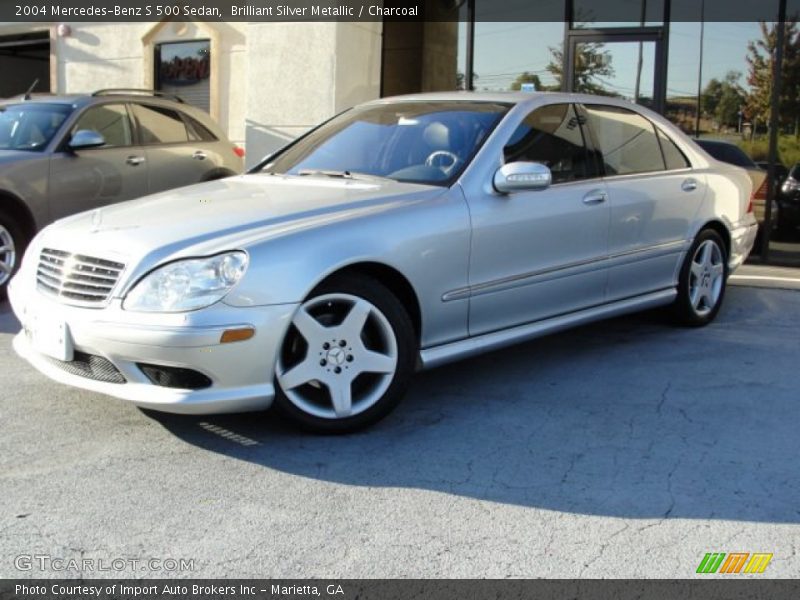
745,21 -> 800,135
546,42 -> 615,95
510,72 -> 543,91
702,71 -> 746,129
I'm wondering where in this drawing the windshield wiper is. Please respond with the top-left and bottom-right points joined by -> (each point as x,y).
296,169 -> 392,182
297,169 -> 353,178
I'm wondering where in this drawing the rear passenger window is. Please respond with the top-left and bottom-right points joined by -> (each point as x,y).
657,128 -> 690,170
584,105 -> 665,175
503,103 -> 599,184
133,104 -> 189,144
185,115 -> 217,142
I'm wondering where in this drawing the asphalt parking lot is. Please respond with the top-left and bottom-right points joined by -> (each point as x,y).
1,283 -> 798,579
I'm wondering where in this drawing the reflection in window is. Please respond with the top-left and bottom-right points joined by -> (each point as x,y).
666,13 -> 776,138
657,128 -> 690,170
156,40 -> 210,112
572,41 -> 655,104
585,104 -> 665,175
504,104 -> 598,183
133,104 -> 188,145
72,104 -> 132,147
471,20 -> 564,91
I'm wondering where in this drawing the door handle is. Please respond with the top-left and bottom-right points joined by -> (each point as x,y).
192,150 -> 207,161
126,156 -> 145,166
682,178 -> 698,192
582,190 -> 607,205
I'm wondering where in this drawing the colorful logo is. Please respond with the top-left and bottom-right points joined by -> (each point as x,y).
696,552 -> 773,574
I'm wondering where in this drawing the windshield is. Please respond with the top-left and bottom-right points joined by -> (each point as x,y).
0,103 -> 72,152
258,101 -> 511,186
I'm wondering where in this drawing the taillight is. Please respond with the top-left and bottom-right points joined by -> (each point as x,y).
752,178 -> 768,201
233,145 -> 245,158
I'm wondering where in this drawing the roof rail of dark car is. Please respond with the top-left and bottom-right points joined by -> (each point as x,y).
91,89 -> 185,103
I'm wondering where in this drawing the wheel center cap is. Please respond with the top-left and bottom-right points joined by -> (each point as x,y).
326,347 -> 346,366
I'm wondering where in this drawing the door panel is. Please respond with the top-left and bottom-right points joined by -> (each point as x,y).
467,182 -> 610,335
604,172 -> 702,300
466,103 -> 609,336
132,103 -> 214,195
582,103 -> 703,300
48,103 -> 147,220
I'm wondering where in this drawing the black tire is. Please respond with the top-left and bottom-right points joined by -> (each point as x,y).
272,274 -> 416,434
0,208 -> 27,301
673,228 -> 728,327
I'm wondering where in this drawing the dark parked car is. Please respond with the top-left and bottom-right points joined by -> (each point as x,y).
0,89 -> 244,296
778,162 -> 800,234
756,160 -> 789,190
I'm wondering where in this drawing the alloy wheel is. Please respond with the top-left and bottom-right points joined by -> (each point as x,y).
276,293 -> 399,420
0,224 -> 17,287
688,239 -> 725,317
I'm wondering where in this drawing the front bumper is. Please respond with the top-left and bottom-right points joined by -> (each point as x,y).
8,279 -> 297,414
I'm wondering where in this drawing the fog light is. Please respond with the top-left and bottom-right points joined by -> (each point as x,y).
220,328 -> 255,344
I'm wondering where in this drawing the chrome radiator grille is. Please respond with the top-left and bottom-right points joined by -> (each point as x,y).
36,248 -> 125,305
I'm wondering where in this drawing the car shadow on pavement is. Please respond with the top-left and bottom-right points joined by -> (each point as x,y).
146,289 -> 800,524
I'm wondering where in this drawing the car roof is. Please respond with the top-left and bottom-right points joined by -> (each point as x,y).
367,90 -> 648,109
0,92 -> 185,109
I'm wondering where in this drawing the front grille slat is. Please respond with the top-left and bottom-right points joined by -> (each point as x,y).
36,248 -> 125,306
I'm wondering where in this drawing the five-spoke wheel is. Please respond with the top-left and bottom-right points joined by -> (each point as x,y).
674,229 -> 728,326
274,275 -> 415,433
0,209 -> 25,299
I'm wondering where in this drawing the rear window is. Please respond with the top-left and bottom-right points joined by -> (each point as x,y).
185,114 -> 217,142
133,104 -> 189,144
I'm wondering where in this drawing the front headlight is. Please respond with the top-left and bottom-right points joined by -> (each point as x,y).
123,252 -> 248,312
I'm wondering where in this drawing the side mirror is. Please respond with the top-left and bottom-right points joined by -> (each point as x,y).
68,129 -> 105,151
493,161 -> 552,194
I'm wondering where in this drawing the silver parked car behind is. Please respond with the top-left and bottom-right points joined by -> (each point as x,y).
8,92 -> 758,433
0,89 -> 244,297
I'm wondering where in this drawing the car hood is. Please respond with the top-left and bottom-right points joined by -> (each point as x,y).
36,173 -> 445,270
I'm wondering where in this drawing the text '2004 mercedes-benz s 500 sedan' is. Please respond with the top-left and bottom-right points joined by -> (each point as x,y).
8,93 -> 758,433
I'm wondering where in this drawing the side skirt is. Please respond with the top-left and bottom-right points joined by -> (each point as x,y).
419,288 -> 677,370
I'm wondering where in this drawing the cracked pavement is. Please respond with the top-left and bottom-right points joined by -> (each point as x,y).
1,285 -> 798,578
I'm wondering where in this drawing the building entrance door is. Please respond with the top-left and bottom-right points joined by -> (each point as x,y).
566,32 -> 666,113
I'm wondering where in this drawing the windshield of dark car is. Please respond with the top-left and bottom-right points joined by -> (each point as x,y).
258,101 -> 511,186
0,103 -> 72,152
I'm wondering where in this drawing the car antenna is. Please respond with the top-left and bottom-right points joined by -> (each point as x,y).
22,78 -> 39,100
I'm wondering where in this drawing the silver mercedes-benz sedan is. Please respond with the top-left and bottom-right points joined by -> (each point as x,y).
8,92 -> 758,432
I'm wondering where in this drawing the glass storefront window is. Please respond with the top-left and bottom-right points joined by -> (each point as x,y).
155,40 -> 211,112
572,40 -> 656,105
471,21 -> 564,91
